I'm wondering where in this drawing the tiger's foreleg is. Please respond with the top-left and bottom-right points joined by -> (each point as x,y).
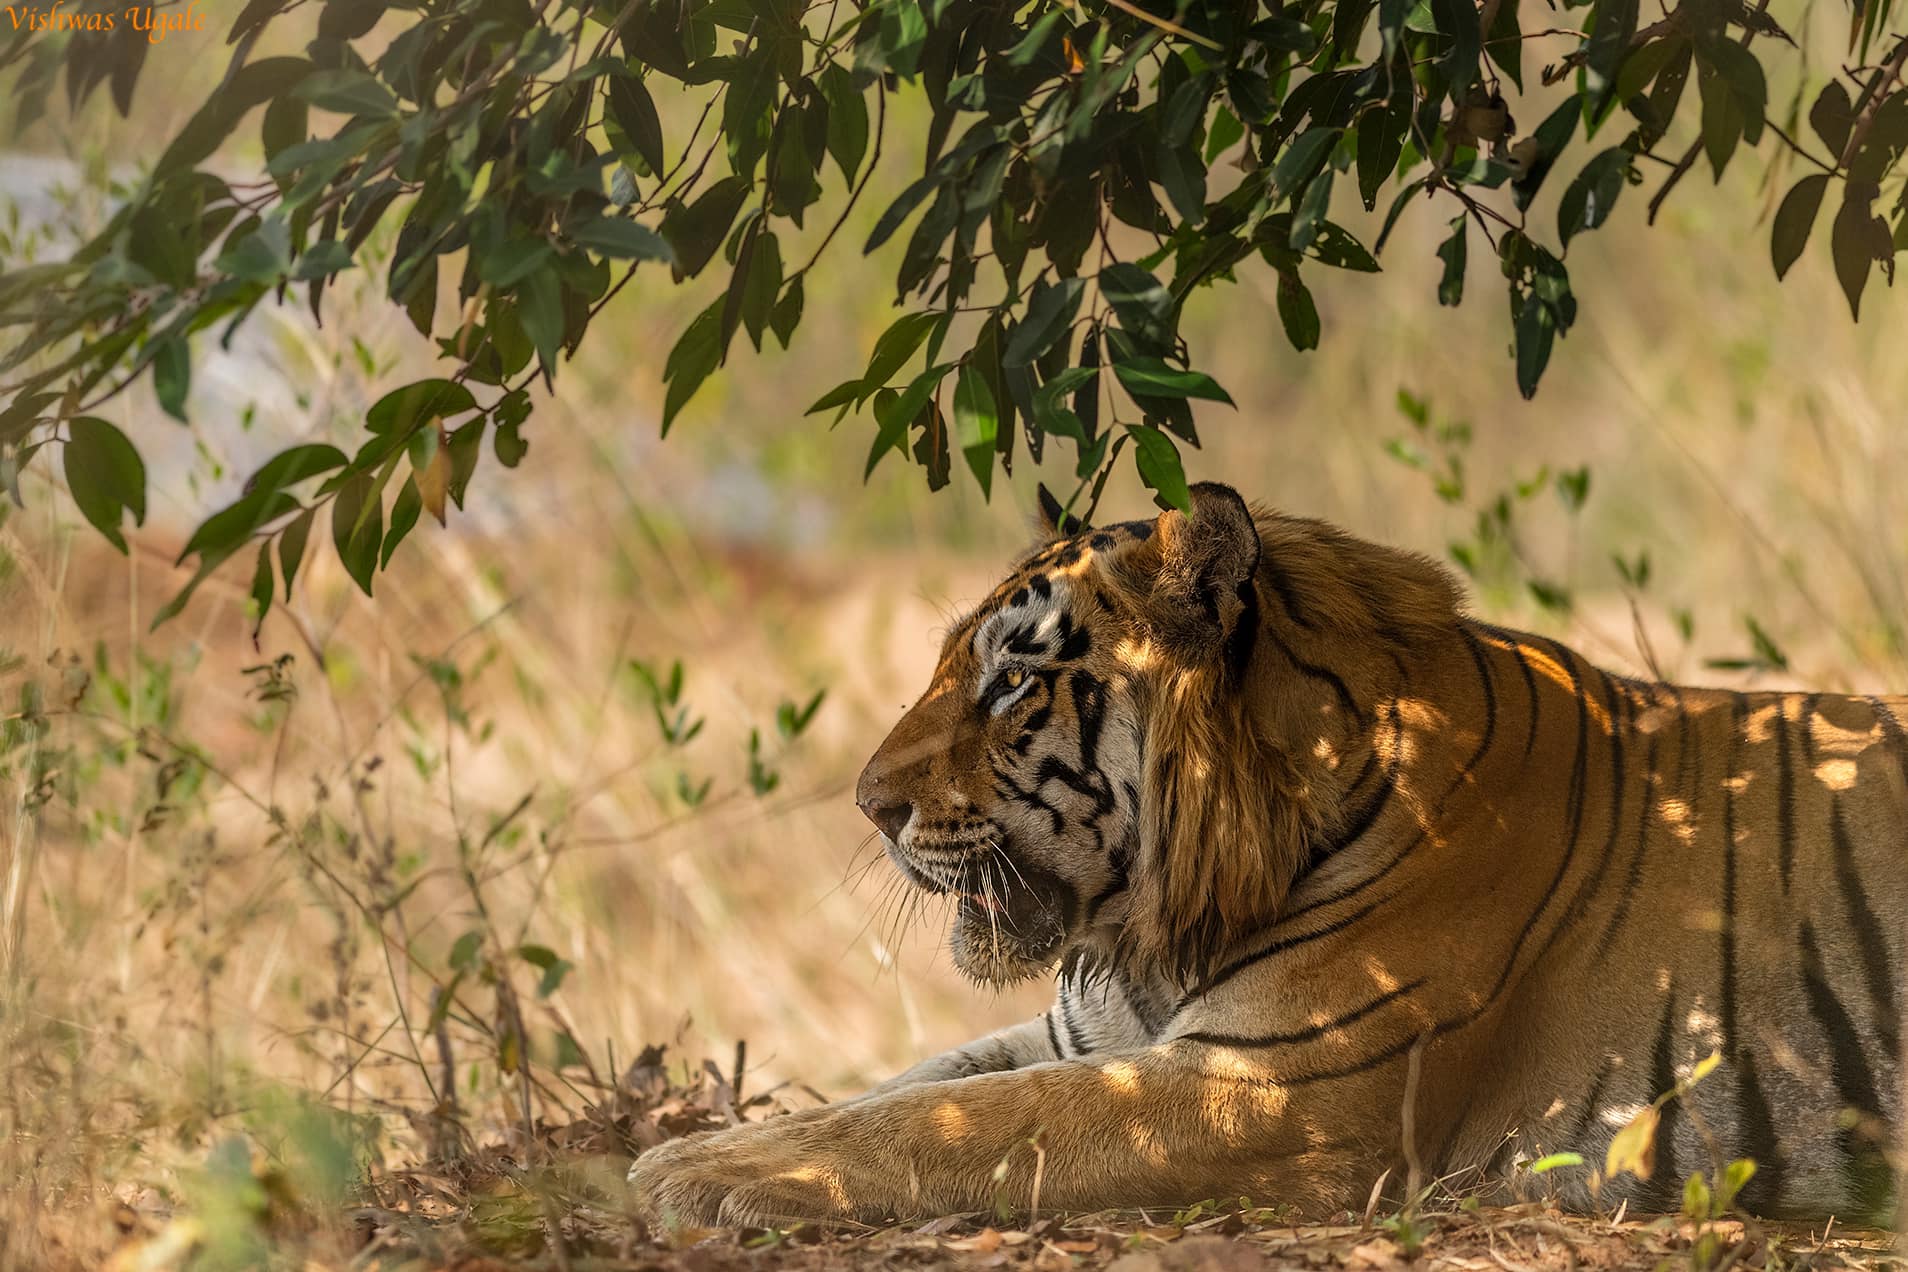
626,1041 -> 1380,1227
858,1015 -> 1062,1096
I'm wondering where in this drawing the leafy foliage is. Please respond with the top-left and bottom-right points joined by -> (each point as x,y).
2,0 -> 1906,623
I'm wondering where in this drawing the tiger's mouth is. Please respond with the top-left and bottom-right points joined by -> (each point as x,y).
885,840 -> 1075,986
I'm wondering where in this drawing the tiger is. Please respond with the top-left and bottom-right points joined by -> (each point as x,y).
627,481 -> 1906,1229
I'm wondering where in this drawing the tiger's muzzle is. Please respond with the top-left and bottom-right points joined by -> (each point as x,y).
863,807 -> 1074,986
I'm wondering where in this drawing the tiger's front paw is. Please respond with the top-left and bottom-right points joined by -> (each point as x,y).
626,1118 -> 896,1230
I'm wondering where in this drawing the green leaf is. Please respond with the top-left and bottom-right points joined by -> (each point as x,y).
1555,466 -> 1590,511
605,75 -> 666,174
367,380 -> 475,436
1830,184 -> 1887,320
1309,222 -> 1381,273
1581,0 -> 1639,123
1271,127 -> 1339,201
153,337 -> 191,422
331,472 -> 383,596
449,930 -> 483,972
479,237 -> 553,287
662,303 -> 722,435
1557,148 -> 1630,244
518,268 -> 564,371
730,230 -> 783,354
1809,81 -> 1855,157
769,277 -> 804,349
1276,271 -> 1320,350
382,478 -> 420,568
250,444 -> 348,492
868,366 -> 949,480
1486,0 -> 1524,90
1436,215 -> 1467,305
1695,37 -> 1765,178
1003,277 -> 1084,366
1289,169 -> 1334,252
1770,174 -> 1830,280
1155,142 -> 1208,224
1716,1158 -> 1757,1213
293,240 -> 353,281
1099,263 -> 1174,350
662,176 -> 748,279
570,215 -> 674,262
865,172 -> 940,254
1514,298 -> 1556,399
63,416 -> 146,554
1526,1152 -> 1585,1174
1112,358 -> 1234,405
953,363 -> 998,498
280,507 -> 315,593
1125,424 -> 1190,512
218,219 -> 294,282
818,64 -> 869,184
1356,97 -> 1408,211
294,69 -> 399,119
859,311 -> 943,392
248,541 -> 274,634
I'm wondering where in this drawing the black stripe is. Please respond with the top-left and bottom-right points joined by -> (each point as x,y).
1119,978 -> 1165,1037
1640,985 -> 1681,1211
1456,624 -> 1499,782
1177,979 -> 1425,1048
1776,696 -> 1797,893
1553,662 -> 1627,937
1595,709 -> 1657,958
1183,890 -> 1398,1005
1477,626 -> 1542,759
1312,705 -> 1403,867
1044,1010 -> 1065,1059
1828,801 -> 1900,1063
1565,1052 -> 1615,1145
1796,918 -> 1895,1218
1057,993 -> 1089,1055
1798,920 -> 1884,1116
1799,693 -> 1821,766
1261,557 -> 1317,629
1261,624 -> 1362,723
1720,694 -> 1784,1211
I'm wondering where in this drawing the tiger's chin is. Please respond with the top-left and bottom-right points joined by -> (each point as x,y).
947,882 -> 1070,986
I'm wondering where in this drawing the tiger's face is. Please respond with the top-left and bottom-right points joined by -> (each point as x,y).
854,521 -> 1163,985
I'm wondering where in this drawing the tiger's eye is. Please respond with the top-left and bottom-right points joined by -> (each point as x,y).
1006,669 -> 1025,688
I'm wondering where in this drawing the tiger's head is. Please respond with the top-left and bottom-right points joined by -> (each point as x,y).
856,481 -> 1454,988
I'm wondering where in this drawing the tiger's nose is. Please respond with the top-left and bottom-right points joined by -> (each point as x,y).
859,798 -> 913,844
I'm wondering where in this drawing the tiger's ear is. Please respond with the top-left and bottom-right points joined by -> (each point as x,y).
1148,482 -> 1262,673
1035,483 -> 1085,539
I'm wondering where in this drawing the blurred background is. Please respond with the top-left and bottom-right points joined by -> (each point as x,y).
0,0 -> 1903,1261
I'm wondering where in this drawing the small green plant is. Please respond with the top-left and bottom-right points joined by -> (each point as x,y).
1386,389 -> 1582,616
1375,1192 -> 1436,1259
628,658 -> 705,746
1679,1159 -> 1759,1272
746,728 -> 781,797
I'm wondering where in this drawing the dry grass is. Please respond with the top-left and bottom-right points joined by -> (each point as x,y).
2,0 -> 1906,1264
